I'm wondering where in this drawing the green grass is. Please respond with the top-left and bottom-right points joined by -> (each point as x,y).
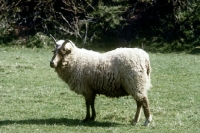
0,47 -> 200,133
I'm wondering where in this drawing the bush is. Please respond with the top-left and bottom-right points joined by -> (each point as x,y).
0,0 -> 200,52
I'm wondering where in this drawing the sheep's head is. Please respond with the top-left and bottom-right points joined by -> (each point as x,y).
50,35 -> 75,68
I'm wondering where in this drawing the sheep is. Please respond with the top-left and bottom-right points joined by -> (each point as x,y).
49,35 -> 152,126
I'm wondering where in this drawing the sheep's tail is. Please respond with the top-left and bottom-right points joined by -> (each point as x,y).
147,62 -> 151,77
146,59 -> 152,89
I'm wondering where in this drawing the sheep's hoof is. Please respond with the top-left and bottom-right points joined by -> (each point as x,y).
89,117 -> 95,121
144,120 -> 150,126
81,119 -> 89,123
143,115 -> 152,126
81,117 -> 95,123
82,118 -> 89,123
131,120 -> 138,126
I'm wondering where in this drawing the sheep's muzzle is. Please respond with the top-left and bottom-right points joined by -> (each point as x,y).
50,60 -> 56,68
50,53 -> 62,68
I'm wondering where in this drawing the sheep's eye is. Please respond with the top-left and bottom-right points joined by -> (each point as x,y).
58,50 -> 63,55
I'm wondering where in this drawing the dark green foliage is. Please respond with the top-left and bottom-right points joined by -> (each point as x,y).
22,35 -> 44,48
0,28 -> 17,45
0,0 -> 200,52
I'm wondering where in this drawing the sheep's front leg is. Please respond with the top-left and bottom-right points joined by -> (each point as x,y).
90,94 -> 96,120
132,100 -> 142,125
82,99 -> 91,122
82,94 -> 96,122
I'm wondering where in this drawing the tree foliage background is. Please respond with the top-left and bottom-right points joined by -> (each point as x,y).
0,0 -> 200,52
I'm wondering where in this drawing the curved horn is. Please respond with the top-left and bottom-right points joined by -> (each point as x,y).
50,34 -> 57,44
64,39 -> 75,47
67,40 -> 75,47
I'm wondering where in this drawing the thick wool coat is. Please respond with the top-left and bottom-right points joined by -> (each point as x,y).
55,47 -> 151,101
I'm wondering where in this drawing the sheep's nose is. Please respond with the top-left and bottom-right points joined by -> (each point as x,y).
50,61 -> 55,68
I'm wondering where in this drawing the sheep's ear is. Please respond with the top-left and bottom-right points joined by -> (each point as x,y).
61,40 -> 75,54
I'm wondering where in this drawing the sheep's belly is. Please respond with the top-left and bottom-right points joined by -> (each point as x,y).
95,87 -> 129,98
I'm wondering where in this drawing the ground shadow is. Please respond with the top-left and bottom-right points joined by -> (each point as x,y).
0,118 -> 121,127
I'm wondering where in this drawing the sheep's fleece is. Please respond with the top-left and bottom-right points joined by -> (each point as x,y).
50,38 -> 152,126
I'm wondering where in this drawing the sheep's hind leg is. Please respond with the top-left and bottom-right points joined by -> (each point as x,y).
82,94 -> 96,122
142,96 -> 152,126
132,100 -> 142,125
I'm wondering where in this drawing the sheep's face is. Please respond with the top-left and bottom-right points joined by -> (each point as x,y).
50,40 -> 75,68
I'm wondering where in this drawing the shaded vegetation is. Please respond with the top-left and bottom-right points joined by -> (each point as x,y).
0,0 -> 200,52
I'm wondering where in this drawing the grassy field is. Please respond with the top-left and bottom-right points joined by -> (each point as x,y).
0,47 -> 199,133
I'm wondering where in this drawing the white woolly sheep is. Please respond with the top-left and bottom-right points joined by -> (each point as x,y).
49,35 -> 152,126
